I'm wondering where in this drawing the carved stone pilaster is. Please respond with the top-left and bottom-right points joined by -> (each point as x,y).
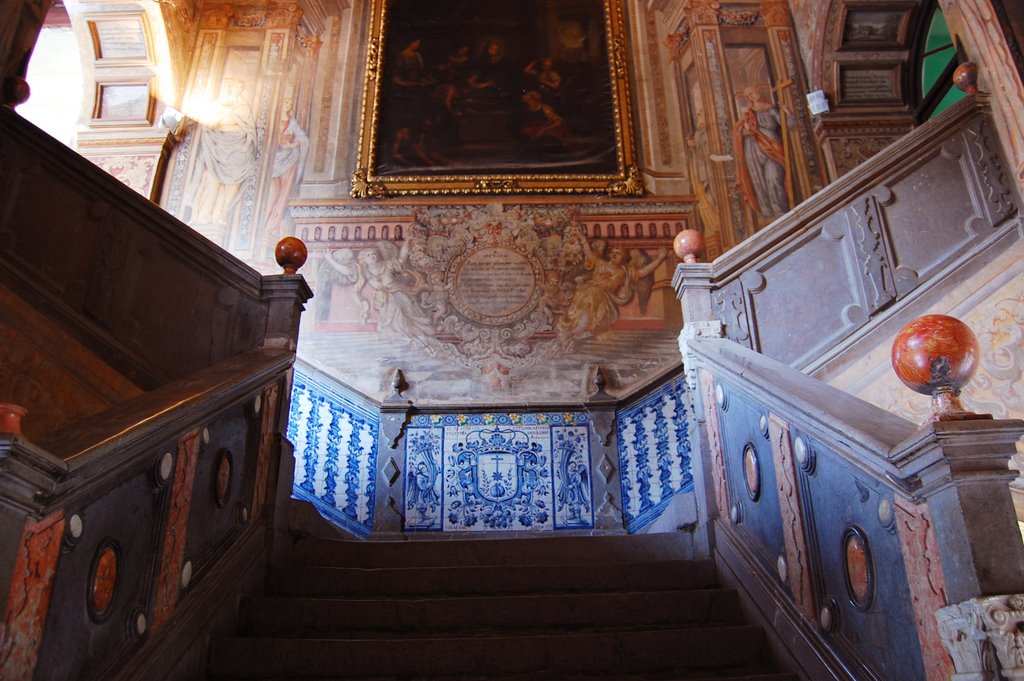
937,594 -> 1024,680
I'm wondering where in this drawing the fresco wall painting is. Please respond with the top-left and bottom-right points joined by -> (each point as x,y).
164,4 -> 316,267
665,1 -> 825,251
296,203 -> 684,405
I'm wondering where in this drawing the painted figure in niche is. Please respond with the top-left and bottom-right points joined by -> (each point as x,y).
558,231 -> 667,341
558,451 -> 590,524
188,79 -> 258,226
408,459 -> 440,525
685,85 -> 721,234
264,99 -> 308,234
732,86 -> 791,219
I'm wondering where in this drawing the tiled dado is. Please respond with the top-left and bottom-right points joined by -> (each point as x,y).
404,413 -> 594,532
286,368 -> 696,536
617,377 -> 694,533
287,373 -> 379,539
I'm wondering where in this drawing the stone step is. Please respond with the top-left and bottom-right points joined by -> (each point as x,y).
291,533 -> 694,569
208,626 -> 772,679
210,674 -> 798,681
268,560 -> 715,598
241,588 -> 742,637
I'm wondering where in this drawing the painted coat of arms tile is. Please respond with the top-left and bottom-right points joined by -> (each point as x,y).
404,413 -> 594,532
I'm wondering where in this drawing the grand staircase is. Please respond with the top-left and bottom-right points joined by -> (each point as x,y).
207,534 -> 796,680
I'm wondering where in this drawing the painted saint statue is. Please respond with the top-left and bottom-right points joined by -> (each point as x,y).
732,86 -> 789,219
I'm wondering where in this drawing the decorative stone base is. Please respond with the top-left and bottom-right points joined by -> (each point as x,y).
937,594 -> 1024,680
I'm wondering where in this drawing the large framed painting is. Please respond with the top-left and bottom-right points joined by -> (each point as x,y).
352,0 -> 641,198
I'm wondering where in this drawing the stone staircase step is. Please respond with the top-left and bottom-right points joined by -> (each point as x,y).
291,534 -> 694,568
268,560 -> 714,598
241,588 -> 742,637
211,674 -> 798,681
208,626 -> 772,679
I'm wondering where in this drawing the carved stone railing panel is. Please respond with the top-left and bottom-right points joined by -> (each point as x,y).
0,349 -> 295,681
684,336 -> 1024,681
683,96 -> 1023,375
712,380 -> 786,572
788,426 -> 925,681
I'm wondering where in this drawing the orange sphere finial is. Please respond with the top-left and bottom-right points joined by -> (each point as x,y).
952,61 -> 978,95
275,236 -> 308,275
673,229 -> 705,263
891,314 -> 988,422
0,402 -> 27,436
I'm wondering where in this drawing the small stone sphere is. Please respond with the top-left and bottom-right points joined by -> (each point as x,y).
673,229 -> 705,263
952,61 -> 978,95
275,236 -> 308,274
891,314 -> 980,396
2,76 -> 30,107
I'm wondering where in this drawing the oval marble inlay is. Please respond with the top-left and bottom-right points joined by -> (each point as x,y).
214,450 -> 232,508
843,527 -> 873,610
90,543 -> 119,619
743,443 -> 760,501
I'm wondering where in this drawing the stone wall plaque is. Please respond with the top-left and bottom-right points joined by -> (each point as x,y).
88,17 -> 149,62
837,65 -> 901,104
94,83 -> 152,123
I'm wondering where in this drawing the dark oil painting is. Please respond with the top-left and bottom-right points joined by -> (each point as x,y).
373,0 -> 620,178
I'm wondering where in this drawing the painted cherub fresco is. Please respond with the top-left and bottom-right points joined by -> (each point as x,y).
358,242 -> 437,346
320,242 -> 438,353
557,230 -> 667,342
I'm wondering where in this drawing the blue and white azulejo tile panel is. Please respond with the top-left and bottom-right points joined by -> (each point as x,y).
404,413 -> 594,532
616,377 -> 694,534
287,369 -> 379,538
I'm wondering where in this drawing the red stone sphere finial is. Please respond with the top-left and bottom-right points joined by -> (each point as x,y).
275,236 -> 308,275
952,61 -> 979,95
2,76 -> 30,108
0,402 -> 27,436
891,314 -> 988,422
673,229 -> 705,263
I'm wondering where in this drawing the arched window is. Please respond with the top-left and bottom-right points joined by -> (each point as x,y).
915,6 -> 965,122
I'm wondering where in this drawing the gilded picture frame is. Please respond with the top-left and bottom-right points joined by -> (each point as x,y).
352,0 -> 641,198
